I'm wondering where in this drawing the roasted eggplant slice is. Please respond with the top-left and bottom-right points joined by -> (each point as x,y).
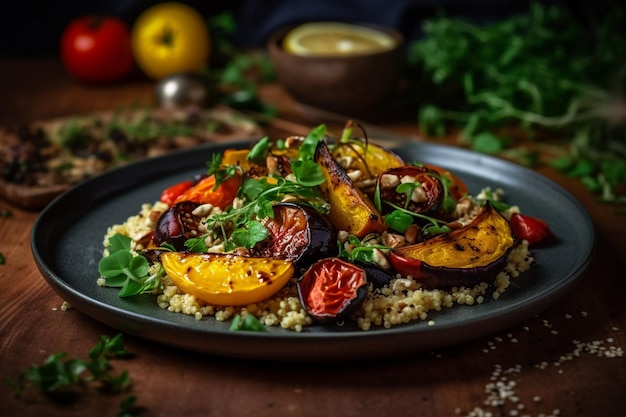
153,201 -> 202,250
252,202 -> 338,272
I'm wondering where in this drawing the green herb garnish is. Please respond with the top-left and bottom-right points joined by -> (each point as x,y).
229,314 -> 268,332
6,333 -> 132,398
204,168 -> 328,250
98,234 -> 163,297
339,234 -> 389,266
206,153 -> 239,190
298,124 -> 327,161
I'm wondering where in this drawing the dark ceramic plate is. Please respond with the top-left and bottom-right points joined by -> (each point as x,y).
31,140 -> 594,361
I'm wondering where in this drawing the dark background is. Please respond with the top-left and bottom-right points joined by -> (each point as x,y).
1,0 -> 552,55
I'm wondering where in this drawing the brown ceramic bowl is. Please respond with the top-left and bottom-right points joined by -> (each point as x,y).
267,23 -> 404,120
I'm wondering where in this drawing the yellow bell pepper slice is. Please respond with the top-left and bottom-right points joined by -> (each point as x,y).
161,252 -> 294,306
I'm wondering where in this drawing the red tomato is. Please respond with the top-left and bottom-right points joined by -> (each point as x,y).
422,164 -> 469,201
60,16 -> 134,83
174,174 -> 241,209
509,213 -> 554,245
160,180 -> 193,205
296,258 -> 368,322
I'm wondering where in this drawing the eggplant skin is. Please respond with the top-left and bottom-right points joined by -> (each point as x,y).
252,202 -> 338,273
153,201 -> 201,251
389,202 -> 517,289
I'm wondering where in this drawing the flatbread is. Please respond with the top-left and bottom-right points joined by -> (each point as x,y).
0,105 -> 263,209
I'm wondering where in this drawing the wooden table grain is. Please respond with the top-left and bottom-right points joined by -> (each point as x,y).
1,56 -> 625,417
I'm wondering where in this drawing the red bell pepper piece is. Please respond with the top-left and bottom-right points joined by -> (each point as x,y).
509,213 -> 554,245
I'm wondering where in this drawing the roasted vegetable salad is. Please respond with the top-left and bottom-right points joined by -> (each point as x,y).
98,122 -> 552,331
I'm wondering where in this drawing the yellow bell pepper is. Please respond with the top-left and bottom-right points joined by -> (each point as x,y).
161,252 -> 294,306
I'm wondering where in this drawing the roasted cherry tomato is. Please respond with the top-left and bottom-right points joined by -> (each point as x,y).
161,252 -> 294,306
422,164 -> 468,201
160,180 -> 193,205
174,174 -> 240,209
509,213 -> 554,245
377,165 -> 444,216
297,257 -> 368,323
60,15 -> 134,83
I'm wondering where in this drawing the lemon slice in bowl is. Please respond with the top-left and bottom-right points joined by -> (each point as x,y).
283,22 -> 397,56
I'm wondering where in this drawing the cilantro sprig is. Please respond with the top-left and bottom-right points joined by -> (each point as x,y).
98,234 -> 163,297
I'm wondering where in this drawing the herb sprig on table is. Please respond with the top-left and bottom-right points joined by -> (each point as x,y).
406,2 -> 626,208
6,334 -> 138,417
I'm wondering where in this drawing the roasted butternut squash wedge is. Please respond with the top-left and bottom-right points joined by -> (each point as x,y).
161,252 -> 295,306
314,141 -> 386,238
389,202 -> 516,288
331,141 -> 404,180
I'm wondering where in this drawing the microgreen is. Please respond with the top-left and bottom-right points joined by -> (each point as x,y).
98,234 -> 163,297
230,221 -> 269,249
384,210 -> 414,233
184,236 -> 209,253
339,234 -> 389,265
229,314 -> 268,332
396,182 -> 421,209
206,153 -> 239,190
382,200 -> 451,237
475,189 -> 511,213
291,159 -> 326,186
298,124 -> 327,160
203,170 -> 328,250
412,166 -> 459,213
246,136 -> 270,164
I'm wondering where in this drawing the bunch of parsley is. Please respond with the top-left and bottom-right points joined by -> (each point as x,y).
407,2 -> 626,208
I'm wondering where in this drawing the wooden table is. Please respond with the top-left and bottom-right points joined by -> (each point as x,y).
1,56 -> 625,417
